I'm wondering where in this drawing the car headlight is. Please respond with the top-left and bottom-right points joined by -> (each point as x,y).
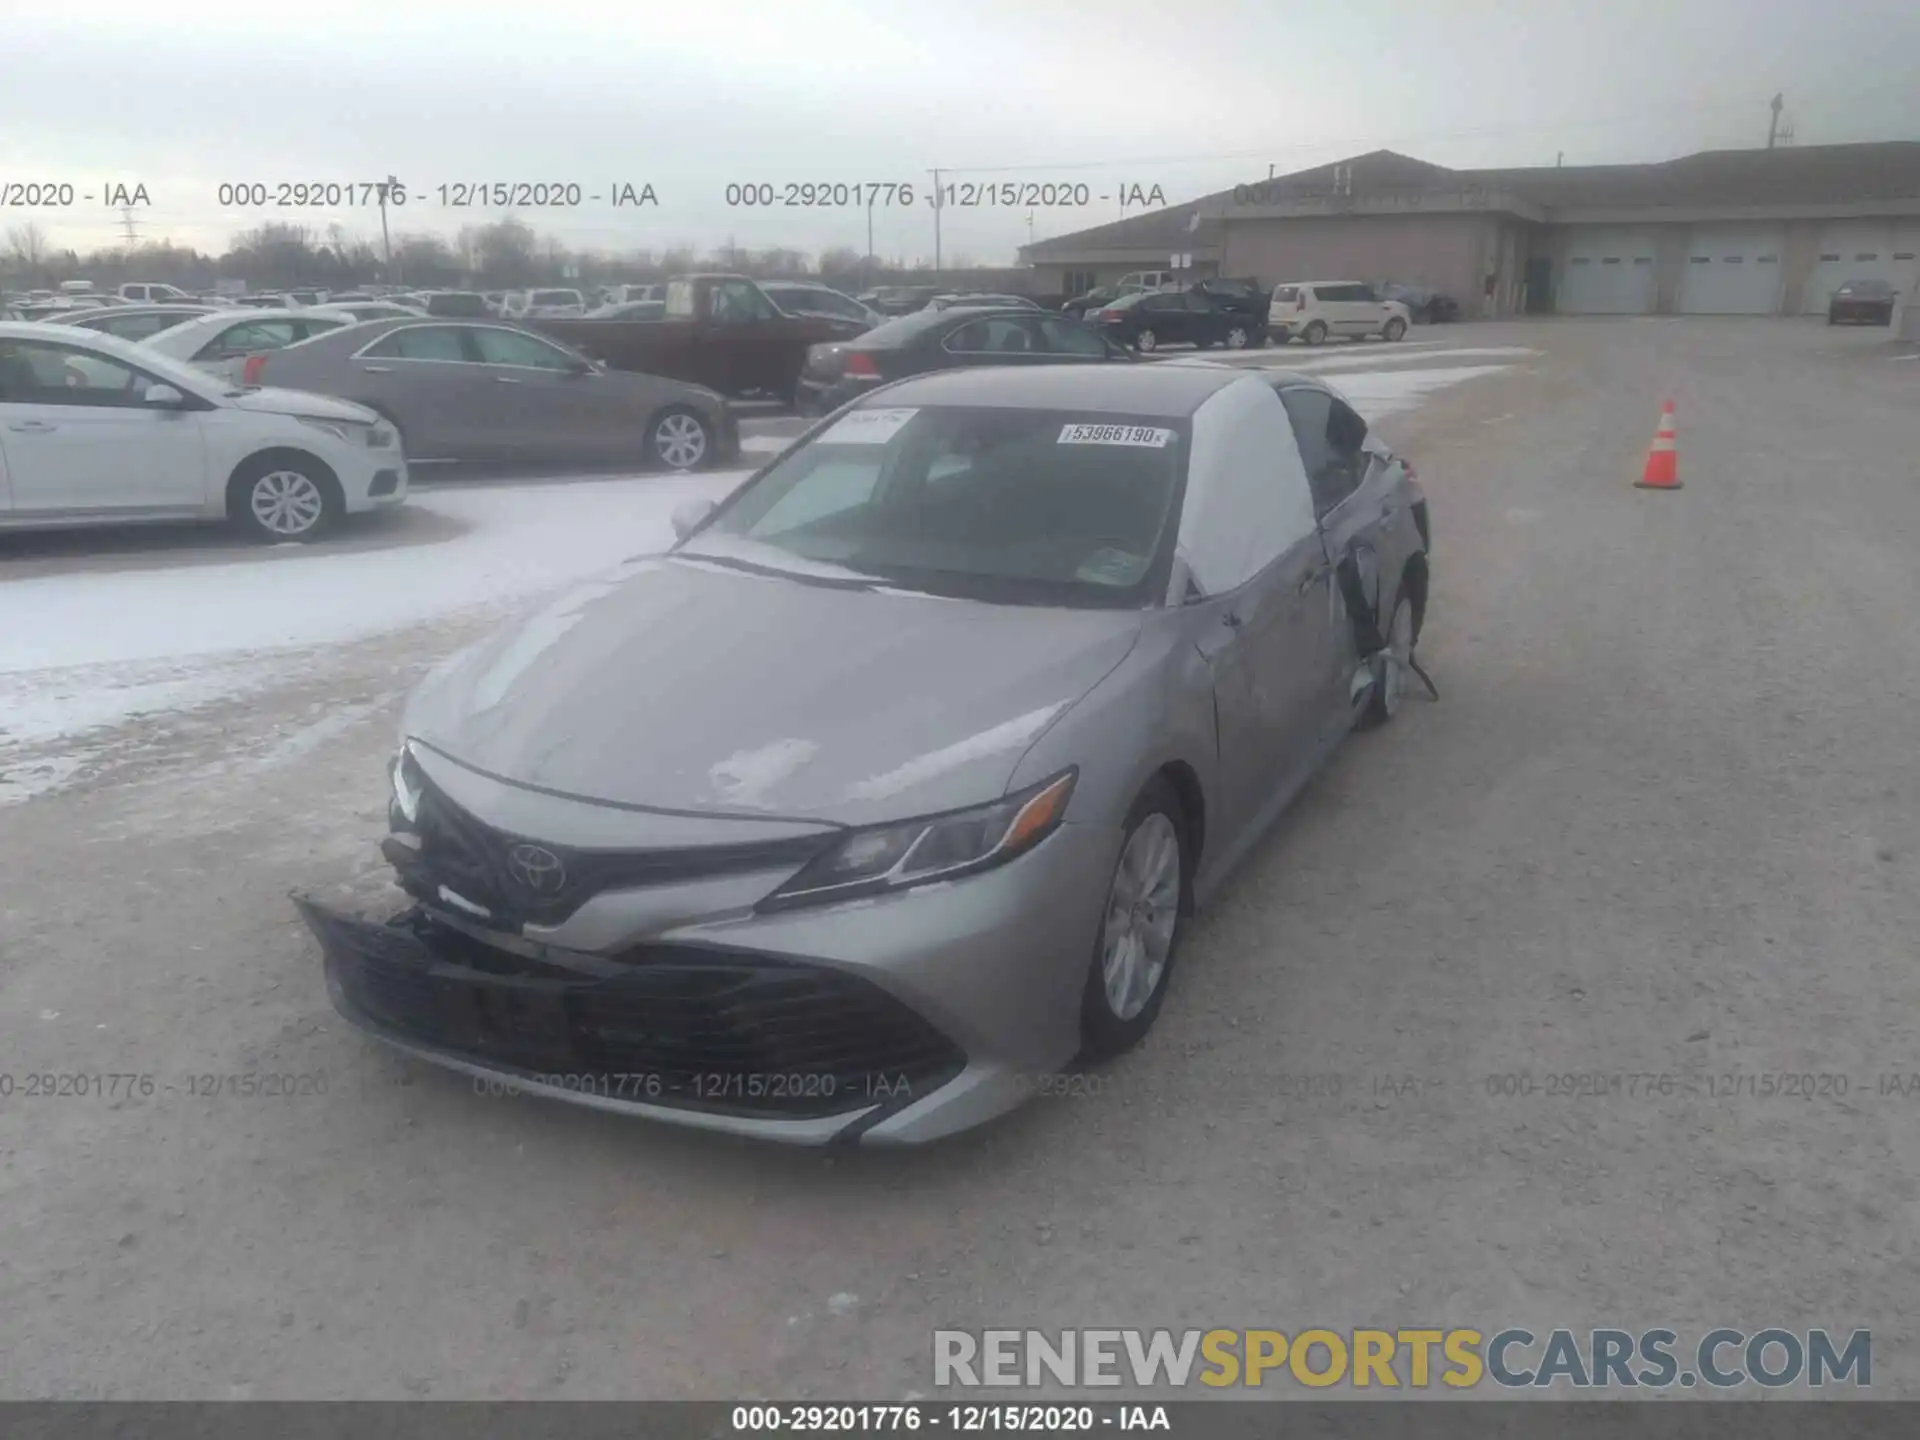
390,743 -> 424,827
759,769 -> 1076,912
296,415 -> 385,446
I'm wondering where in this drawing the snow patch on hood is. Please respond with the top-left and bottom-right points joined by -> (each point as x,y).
709,738 -> 823,810
842,704 -> 1068,804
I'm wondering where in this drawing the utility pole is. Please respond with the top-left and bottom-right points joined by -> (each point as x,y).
929,168 -> 943,274
118,205 -> 142,247
866,194 -> 876,291
377,175 -> 398,282
1768,92 -> 1784,149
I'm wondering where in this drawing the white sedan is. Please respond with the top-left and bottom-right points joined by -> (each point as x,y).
138,307 -> 360,382
0,321 -> 408,541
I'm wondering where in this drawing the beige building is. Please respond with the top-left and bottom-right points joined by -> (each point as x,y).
1021,143 -> 1920,320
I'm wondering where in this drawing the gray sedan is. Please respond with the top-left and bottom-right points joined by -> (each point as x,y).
245,317 -> 740,470
295,362 -> 1430,1144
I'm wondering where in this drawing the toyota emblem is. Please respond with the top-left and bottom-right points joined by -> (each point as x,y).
505,843 -> 567,896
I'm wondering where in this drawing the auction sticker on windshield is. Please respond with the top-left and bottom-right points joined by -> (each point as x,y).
1058,422 -> 1174,447
821,408 -> 920,444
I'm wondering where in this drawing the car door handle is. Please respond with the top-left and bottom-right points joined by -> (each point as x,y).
359,365 -> 394,374
6,420 -> 55,433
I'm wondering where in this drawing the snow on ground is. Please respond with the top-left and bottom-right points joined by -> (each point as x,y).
0,349 -> 1522,802
0,468 -> 752,799
1320,364 -> 1517,420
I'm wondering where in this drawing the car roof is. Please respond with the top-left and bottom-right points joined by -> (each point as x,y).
870,361 -> 1252,417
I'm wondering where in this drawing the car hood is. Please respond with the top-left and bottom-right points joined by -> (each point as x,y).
402,554 -> 1143,827
224,387 -> 381,423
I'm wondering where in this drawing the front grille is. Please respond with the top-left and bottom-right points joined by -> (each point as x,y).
393,758 -> 831,930
323,910 -> 965,1119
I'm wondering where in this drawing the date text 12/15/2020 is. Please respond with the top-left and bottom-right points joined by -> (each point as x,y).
722,181 -> 1168,208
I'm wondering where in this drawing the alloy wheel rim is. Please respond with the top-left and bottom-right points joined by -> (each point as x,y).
657,413 -> 708,468
251,471 -> 324,535
1382,597 -> 1415,716
1137,330 -> 1157,351
1226,327 -> 1248,348
1100,813 -> 1180,1021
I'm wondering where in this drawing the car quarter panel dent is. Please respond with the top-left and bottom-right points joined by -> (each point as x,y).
1009,613 -> 1217,848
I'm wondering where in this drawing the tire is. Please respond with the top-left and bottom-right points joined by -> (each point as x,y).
1384,316 -> 1408,342
1224,324 -> 1250,349
1135,328 -> 1159,353
648,406 -> 713,471
1302,320 -> 1328,346
1359,587 -> 1418,729
1269,327 -> 1292,346
229,452 -> 342,542
1079,777 -> 1188,1060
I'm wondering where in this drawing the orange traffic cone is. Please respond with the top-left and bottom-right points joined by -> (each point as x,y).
1635,401 -> 1681,490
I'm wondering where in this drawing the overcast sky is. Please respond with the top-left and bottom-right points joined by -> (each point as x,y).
4,0 -> 1918,266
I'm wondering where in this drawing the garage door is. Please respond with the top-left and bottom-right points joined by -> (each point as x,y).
1556,227 -> 1658,314
1680,225 -> 1785,314
1802,219 -> 1920,313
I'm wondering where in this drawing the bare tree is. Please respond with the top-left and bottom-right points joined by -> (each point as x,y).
5,220 -> 50,280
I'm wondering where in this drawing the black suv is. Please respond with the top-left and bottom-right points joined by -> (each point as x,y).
1189,276 -> 1270,326
1085,290 -> 1255,352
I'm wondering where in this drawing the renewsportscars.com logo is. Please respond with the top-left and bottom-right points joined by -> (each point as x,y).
933,1328 -> 1872,1390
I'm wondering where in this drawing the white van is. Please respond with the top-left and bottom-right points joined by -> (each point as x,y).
1267,281 -> 1411,345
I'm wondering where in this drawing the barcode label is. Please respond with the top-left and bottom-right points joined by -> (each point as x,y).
1058,423 -> 1173,447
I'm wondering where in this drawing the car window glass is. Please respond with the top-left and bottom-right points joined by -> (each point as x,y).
294,318 -> 347,340
1179,381 -> 1318,594
709,405 -> 1185,606
1037,317 -> 1108,356
197,320 -> 299,358
709,281 -> 777,324
945,317 -> 1033,353
0,338 -> 171,408
366,326 -> 471,361
1280,387 -> 1363,515
471,328 -> 577,370
751,455 -> 887,534
101,313 -> 181,340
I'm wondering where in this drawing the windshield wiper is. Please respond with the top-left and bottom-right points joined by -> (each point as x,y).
667,550 -> 884,591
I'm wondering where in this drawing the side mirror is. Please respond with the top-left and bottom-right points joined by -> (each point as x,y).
669,497 -> 716,541
142,383 -> 185,407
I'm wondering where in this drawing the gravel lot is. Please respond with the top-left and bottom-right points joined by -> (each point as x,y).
2,320 -> 1916,1399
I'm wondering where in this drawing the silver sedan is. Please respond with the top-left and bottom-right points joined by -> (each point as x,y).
295,362 -> 1431,1144
245,317 -> 739,470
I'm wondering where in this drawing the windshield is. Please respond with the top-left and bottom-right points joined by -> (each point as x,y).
693,405 -> 1188,608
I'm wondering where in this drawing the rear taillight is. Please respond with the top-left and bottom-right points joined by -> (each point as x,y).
1093,309 -> 1115,322
844,350 -> 880,378
242,353 -> 268,385
1295,294 -> 1306,311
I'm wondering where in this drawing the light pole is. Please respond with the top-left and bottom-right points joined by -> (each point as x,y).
929,168 -> 943,274
867,194 -> 876,291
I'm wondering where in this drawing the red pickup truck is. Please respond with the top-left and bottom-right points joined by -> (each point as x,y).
535,273 -> 858,403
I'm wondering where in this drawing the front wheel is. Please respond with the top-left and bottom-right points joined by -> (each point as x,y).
1384,316 -> 1408,342
230,454 -> 342,542
1302,320 -> 1328,346
1079,779 -> 1187,1059
1135,328 -> 1159,353
1224,324 -> 1250,348
648,407 -> 713,471
1360,590 -> 1418,728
